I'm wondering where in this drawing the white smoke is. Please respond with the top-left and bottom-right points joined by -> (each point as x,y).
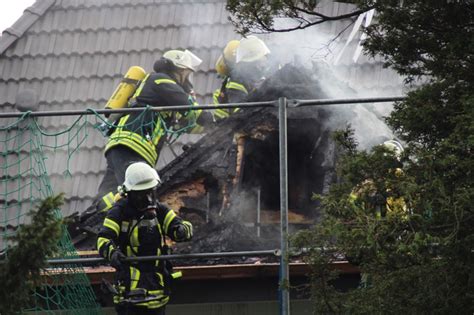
251,17 -> 401,150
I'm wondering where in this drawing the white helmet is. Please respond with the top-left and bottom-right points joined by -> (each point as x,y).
383,140 -> 404,158
123,162 -> 161,192
236,35 -> 270,64
163,49 -> 202,71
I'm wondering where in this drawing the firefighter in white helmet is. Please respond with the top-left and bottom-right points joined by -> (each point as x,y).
212,36 -> 270,120
382,139 -> 404,160
348,139 -> 408,288
97,162 -> 193,315
84,50 -> 212,221
349,139 -> 408,219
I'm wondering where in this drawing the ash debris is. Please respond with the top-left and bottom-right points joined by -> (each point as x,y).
174,211 -> 280,266
170,64 -> 336,263
170,63 -> 394,262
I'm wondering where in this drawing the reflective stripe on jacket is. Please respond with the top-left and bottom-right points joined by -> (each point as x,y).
104,72 -> 195,164
212,77 -> 248,119
105,114 -> 161,165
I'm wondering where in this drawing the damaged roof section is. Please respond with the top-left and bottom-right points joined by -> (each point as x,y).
72,65 -> 394,265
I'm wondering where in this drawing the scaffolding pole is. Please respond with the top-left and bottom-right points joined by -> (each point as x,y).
0,96 -> 405,118
257,187 -> 261,238
278,97 -> 290,315
0,101 -> 276,118
289,96 -> 406,107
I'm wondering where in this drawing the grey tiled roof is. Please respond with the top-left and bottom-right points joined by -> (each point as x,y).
0,0 -> 237,224
0,0 -> 406,227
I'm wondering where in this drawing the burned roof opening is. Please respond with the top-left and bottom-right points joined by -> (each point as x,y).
239,117 -> 327,223
160,172 -> 219,225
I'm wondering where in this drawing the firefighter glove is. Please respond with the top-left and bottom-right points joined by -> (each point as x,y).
174,221 -> 193,241
110,250 -> 126,270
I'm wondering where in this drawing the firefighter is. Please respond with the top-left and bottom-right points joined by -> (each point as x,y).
84,49 -> 211,219
212,36 -> 270,120
350,139 -> 407,219
380,140 -> 407,217
348,139 -> 407,288
97,162 -> 193,315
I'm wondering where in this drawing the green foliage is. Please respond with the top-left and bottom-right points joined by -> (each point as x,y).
0,194 -> 65,315
294,125 -> 473,313
364,1 -> 473,84
226,0 -> 369,34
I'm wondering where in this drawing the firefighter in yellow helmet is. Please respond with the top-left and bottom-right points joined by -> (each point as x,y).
212,36 -> 270,120
97,162 -> 192,314
84,49 -> 212,221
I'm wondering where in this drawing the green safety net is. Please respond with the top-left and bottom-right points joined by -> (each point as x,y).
0,112 -> 102,314
91,103 -> 200,143
0,104 -> 199,314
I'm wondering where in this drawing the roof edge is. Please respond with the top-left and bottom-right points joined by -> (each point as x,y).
0,0 -> 56,56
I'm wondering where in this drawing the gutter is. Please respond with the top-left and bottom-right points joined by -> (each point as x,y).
43,261 -> 359,285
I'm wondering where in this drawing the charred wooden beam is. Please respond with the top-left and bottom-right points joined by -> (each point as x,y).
233,132 -> 246,187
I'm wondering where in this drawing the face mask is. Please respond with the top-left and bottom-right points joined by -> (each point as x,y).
128,188 -> 157,213
142,208 -> 157,220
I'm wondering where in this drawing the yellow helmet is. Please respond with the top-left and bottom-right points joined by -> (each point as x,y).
236,35 -> 270,64
215,40 -> 240,76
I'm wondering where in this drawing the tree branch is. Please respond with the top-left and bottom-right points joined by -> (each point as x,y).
291,4 -> 373,21
229,2 -> 374,34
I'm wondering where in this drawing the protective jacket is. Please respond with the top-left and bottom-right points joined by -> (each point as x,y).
349,168 -> 408,219
97,198 -> 189,309
105,72 -> 197,166
212,76 -> 248,120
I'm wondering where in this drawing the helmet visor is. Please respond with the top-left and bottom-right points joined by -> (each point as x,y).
183,50 -> 202,71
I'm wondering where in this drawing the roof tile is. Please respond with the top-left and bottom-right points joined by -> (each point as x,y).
127,5 -> 148,29
25,57 -> 43,80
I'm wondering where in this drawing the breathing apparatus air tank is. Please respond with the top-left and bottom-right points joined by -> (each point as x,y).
104,66 -> 146,123
97,66 -> 146,136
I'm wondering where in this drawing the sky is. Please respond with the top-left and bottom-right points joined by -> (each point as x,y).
0,0 -> 37,34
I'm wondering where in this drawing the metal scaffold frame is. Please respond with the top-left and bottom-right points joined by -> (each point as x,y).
0,96 -> 404,315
